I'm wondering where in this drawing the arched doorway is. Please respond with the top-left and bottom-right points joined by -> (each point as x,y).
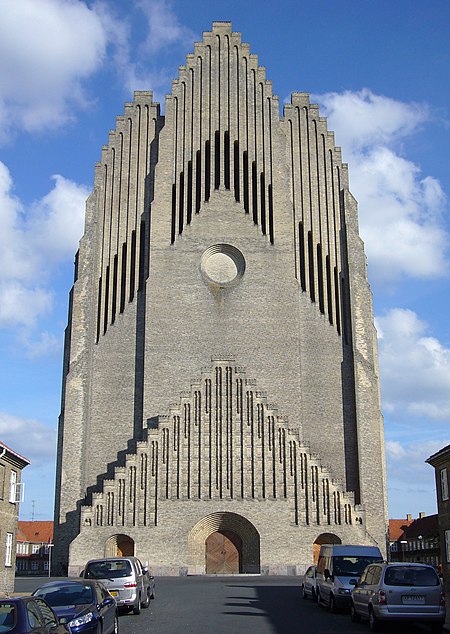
105,534 -> 135,557
205,530 -> 242,573
188,512 -> 260,574
313,532 -> 341,563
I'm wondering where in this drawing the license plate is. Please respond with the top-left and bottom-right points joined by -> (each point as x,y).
109,591 -> 118,597
402,595 -> 425,604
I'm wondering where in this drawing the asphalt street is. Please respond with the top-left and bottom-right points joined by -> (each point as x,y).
15,575 -> 436,634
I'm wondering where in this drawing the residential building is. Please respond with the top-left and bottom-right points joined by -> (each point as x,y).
16,521 -> 53,576
427,445 -> 450,630
53,21 -> 388,576
389,513 -> 440,566
0,441 -> 29,595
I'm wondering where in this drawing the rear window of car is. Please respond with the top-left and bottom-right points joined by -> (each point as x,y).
85,560 -> 132,579
384,566 -> 440,587
34,584 -> 94,607
0,603 -> 16,632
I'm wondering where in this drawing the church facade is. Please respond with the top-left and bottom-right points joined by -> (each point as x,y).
54,22 -> 388,576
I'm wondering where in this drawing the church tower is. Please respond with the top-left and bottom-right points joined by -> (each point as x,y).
54,22 -> 387,575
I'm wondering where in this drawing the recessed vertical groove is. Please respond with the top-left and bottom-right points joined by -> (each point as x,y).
299,222 -> 306,291
120,243 -> 127,313
317,244 -> 324,314
205,140 -> 211,200
214,130 -> 220,189
289,120 -> 298,277
111,254 -> 118,323
103,265 -> 110,335
308,230 -> 315,303
224,131 -> 230,189
178,171 -> 184,234
234,141 -> 240,201
187,161 -> 193,224
243,151 -> 249,212
96,277 -> 102,343
260,172 -> 266,234
138,220 -> 146,291
251,160 -> 257,224
129,230 -> 136,303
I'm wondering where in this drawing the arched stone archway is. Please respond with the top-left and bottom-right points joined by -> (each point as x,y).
189,512 -> 260,574
313,532 -> 342,563
105,534 -> 135,557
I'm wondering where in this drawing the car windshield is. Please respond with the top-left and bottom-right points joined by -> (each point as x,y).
0,603 -> 16,633
333,556 -> 382,577
34,584 -> 94,607
384,566 -> 439,587
85,560 -> 132,579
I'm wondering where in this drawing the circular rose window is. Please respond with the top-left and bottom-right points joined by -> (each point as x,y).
200,244 -> 245,288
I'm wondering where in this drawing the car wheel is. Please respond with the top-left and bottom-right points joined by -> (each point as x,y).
150,585 -> 155,600
368,607 -> 379,632
141,590 -> 150,609
350,603 -> 361,623
132,597 -> 141,615
302,584 -> 308,600
316,590 -> 322,607
112,613 -> 119,634
329,594 -> 337,613
311,587 -> 316,601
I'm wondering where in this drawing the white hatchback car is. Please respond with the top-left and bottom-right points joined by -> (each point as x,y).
301,565 -> 318,601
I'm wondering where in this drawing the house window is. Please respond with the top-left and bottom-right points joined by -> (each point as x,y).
9,470 -> 17,503
5,533 -> 13,566
445,530 -> 450,563
0,464 -> 5,499
441,468 -> 449,501
31,561 -> 39,571
31,544 -> 40,554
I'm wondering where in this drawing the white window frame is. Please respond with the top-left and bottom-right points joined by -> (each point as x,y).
441,468 -> 449,501
5,533 -> 13,567
445,529 -> 450,563
31,544 -> 40,554
9,470 -> 17,503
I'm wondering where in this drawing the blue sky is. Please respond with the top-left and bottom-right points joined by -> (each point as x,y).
0,0 -> 448,523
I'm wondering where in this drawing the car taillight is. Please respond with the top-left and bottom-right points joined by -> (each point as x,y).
440,592 -> 445,607
377,590 -> 387,605
124,582 -> 137,588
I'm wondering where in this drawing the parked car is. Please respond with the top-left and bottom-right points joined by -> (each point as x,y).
316,544 -> 383,611
0,596 -> 70,633
32,579 -> 118,633
301,565 -> 318,600
350,561 -> 445,632
82,556 -> 155,614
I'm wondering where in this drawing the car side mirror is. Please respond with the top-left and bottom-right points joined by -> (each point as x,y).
142,566 -> 148,574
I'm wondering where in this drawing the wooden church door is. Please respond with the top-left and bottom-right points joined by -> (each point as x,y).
205,531 -> 241,574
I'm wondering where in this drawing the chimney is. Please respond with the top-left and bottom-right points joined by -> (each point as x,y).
419,512 -> 426,519
407,514 -> 412,521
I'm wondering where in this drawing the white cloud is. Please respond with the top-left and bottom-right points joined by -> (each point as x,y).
0,412 -> 56,466
385,436 -> 444,517
376,308 -> 450,420
316,89 -> 449,284
0,161 -> 86,332
0,0 -> 112,140
136,0 -> 197,54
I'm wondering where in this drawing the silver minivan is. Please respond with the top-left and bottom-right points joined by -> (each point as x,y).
83,556 -> 155,614
316,544 -> 383,611
351,562 -> 445,632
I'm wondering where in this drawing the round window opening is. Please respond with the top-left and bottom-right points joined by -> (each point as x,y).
201,244 -> 245,288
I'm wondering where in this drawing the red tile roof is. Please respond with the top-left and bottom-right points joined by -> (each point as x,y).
389,518 -> 413,541
17,521 -> 53,544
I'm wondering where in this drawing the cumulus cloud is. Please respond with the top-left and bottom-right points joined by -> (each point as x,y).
0,160 -> 87,331
0,0 -> 112,141
316,89 -> 449,284
376,308 -> 450,420
385,436 -> 445,517
0,412 -> 56,466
